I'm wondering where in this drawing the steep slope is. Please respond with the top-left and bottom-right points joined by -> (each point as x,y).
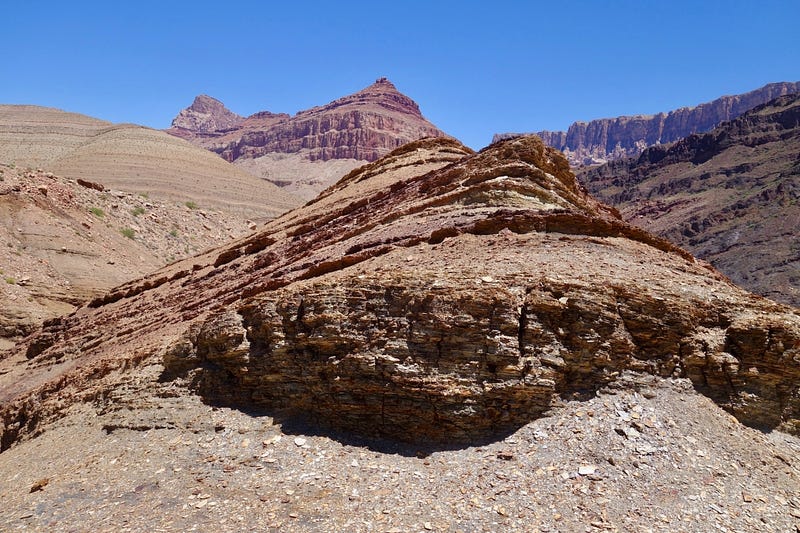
0,105 -> 301,218
169,94 -> 244,135
579,93 -> 800,307
0,165 -> 258,347
495,81 -> 800,166
166,78 -> 449,200
1,136 -> 799,530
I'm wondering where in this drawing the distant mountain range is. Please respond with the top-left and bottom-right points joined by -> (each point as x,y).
495,81 -> 800,166
578,93 -> 800,307
166,78 -> 449,199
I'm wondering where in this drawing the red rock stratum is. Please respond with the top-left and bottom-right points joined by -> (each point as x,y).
2,136 -> 799,450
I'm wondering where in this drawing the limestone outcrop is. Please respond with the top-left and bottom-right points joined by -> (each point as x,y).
2,137 -> 799,450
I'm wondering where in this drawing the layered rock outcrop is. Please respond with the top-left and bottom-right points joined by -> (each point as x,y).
579,93 -> 800,307
169,95 -> 244,136
166,78 -> 449,199
2,137 -> 800,451
495,81 -> 800,165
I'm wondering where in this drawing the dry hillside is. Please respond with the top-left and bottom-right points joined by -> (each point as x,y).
0,105 -> 301,219
0,165 -> 261,348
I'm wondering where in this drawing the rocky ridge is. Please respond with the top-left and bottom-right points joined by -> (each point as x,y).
2,136 -> 800,454
166,78 -> 449,200
579,93 -> 800,308
495,81 -> 800,166
170,95 -> 245,135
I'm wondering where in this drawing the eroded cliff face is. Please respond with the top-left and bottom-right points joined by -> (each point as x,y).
495,81 -> 800,165
165,79 -> 449,199
169,95 -> 245,136
579,94 -> 800,308
2,137 -> 799,450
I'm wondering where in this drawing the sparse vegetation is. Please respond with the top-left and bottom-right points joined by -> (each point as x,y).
89,207 -> 105,218
185,201 -> 198,210
4,277 -> 16,285
169,229 -> 179,238
120,227 -> 136,239
139,192 -> 149,199
131,206 -> 146,217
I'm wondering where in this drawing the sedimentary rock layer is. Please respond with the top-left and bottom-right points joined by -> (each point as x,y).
579,93 -> 800,307
495,81 -> 800,165
2,137 -> 799,450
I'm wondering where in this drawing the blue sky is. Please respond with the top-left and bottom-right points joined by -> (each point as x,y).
3,0 -> 798,148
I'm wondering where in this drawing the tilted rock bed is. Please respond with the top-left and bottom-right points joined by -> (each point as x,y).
2,136 -> 799,449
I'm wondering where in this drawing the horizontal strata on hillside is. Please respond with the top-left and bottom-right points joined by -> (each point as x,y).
495,81 -> 800,166
2,136 -> 800,450
0,104 -> 300,218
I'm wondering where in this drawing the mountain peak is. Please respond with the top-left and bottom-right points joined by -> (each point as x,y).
170,95 -> 244,133
188,94 -> 227,112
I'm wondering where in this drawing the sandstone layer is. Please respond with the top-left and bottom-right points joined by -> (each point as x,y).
495,81 -> 800,166
579,93 -> 800,308
167,78 -> 449,200
0,105 -> 301,218
2,136 -> 799,452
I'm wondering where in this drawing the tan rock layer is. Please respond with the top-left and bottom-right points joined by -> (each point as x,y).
2,137 -> 799,450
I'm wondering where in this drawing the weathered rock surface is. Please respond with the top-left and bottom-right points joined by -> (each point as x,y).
166,78 -> 449,199
579,93 -> 800,308
495,81 -> 800,166
169,94 -> 244,135
2,137 -> 800,452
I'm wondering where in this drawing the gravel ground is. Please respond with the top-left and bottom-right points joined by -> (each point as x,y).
0,370 -> 798,532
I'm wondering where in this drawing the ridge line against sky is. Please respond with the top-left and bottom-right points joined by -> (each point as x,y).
2,0 -> 799,149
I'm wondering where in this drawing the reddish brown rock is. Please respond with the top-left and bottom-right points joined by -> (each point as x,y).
579,94 -> 800,307
169,94 -> 244,137
2,137 -> 799,451
495,81 -> 800,165
166,78 -> 450,199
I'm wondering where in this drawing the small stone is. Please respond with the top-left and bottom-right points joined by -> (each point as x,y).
742,492 -> 753,503
288,513 -> 298,518
29,478 -> 49,493
578,465 -> 597,476
423,522 -> 433,530
293,437 -> 307,447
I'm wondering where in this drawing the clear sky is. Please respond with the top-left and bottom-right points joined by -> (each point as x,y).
3,0 -> 798,149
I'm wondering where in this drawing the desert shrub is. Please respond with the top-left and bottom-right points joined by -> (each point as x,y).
131,206 -> 146,217
4,277 -> 15,285
120,227 -> 136,239
185,201 -> 198,210
89,207 -> 105,218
